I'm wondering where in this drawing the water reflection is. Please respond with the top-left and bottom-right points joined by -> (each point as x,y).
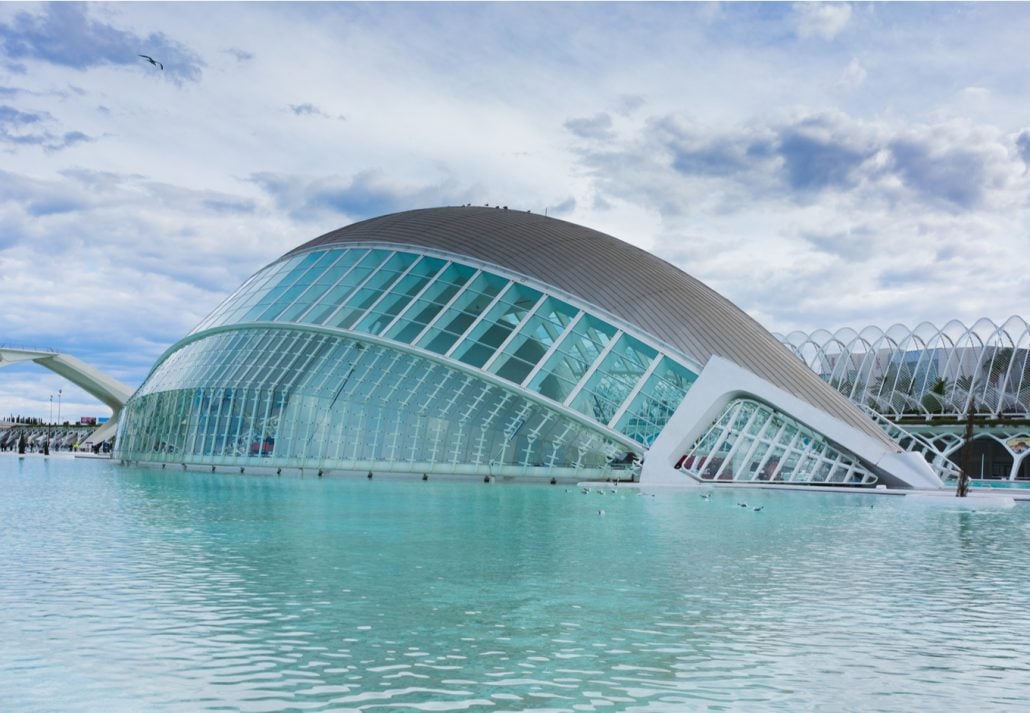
2,457 -> 1030,711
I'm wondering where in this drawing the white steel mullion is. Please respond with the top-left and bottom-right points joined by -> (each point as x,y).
482,292 -> 548,372
378,260 -> 454,336
225,387 -> 245,457
752,418 -> 788,479
563,331 -> 624,408
444,282 -> 515,359
462,381 -> 491,420
196,388 -> 214,458
733,410 -> 777,481
279,333 -> 319,459
420,369 -> 454,414
321,250 -> 397,327
411,269 -> 483,345
210,387 -> 230,460
351,255 -> 425,330
607,352 -> 663,429
695,403 -> 741,477
381,354 -> 417,405
400,362 -> 434,410
331,399 -> 351,462
769,428 -> 803,481
184,389 -> 203,456
713,404 -> 761,480
361,350 -> 395,404
293,249 -> 370,323
240,384 -> 260,457
258,386 -> 274,456
789,437 -> 820,483
269,251 -> 347,321
520,311 -> 584,388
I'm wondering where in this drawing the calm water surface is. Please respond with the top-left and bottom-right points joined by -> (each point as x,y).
3,456 -> 1030,711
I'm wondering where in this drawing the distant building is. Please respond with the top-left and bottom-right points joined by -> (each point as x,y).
114,207 -> 943,488
779,319 -> 1030,481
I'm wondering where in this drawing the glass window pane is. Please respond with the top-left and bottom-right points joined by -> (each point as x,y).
239,253 -> 320,322
305,249 -> 390,325
355,257 -> 446,336
417,272 -> 508,354
384,264 -> 475,344
451,284 -> 541,367
528,315 -> 616,402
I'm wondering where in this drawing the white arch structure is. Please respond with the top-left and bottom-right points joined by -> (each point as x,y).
0,347 -> 133,442
778,316 -> 1030,420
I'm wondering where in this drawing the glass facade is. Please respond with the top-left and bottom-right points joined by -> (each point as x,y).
118,245 -> 701,478
675,399 -> 878,486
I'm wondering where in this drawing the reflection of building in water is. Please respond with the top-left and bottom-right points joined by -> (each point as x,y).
779,318 -> 1030,481
111,207 -> 946,489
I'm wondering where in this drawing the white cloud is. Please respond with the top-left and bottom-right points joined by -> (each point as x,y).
794,2 -> 853,40
567,110 -> 1030,333
838,57 -> 866,89
0,2 -> 1028,418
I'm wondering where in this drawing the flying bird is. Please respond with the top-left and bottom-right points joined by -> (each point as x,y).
139,54 -> 164,70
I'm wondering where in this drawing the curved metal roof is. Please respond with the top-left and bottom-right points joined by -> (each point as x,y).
287,206 -> 893,446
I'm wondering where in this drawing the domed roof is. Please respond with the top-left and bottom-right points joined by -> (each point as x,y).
288,206 -> 891,445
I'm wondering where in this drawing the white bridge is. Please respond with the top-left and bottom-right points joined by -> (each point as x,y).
0,347 -> 133,443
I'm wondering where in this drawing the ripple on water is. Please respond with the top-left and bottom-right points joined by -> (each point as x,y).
3,460 -> 1030,710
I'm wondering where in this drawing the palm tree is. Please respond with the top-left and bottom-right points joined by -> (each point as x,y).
921,376 -> 951,415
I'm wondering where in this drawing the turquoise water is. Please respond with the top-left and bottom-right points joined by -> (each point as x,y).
972,479 -> 1030,489
3,457 -> 1030,711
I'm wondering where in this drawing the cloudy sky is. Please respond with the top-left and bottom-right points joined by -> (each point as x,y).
1,2 -> 1028,421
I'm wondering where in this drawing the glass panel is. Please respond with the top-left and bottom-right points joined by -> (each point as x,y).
354,256 -> 446,336
118,327 -> 635,478
239,253 -> 321,322
528,315 -> 617,405
305,249 -> 389,325
277,250 -> 364,323
571,334 -> 657,422
616,357 -> 697,445
324,252 -> 419,330
676,398 -> 876,486
568,333 -> 655,422
451,284 -> 542,368
416,272 -> 509,355
384,263 -> 476,344
488,298 -> 579,385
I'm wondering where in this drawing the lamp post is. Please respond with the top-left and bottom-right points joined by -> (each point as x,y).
45,394 -> 52,456
57,388 -> 62,426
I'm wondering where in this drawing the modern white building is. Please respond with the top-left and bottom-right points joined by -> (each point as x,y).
112,207 -> 944,489
780,319 -> 1030,482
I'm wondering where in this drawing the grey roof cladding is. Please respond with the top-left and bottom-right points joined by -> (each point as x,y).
286,206 -> 894,448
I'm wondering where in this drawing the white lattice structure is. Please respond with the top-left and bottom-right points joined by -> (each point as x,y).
779,317 -> 1030,419
779,317 -> 1030,481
